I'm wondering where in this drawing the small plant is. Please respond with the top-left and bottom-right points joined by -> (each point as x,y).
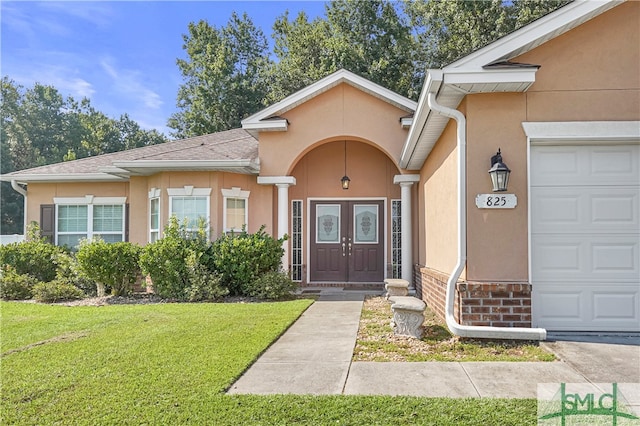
32,279 -> 85,303
207,226 -> 286,296
245,270 -> 297,300
0,267 -> 38,300
76,239 -> 142,296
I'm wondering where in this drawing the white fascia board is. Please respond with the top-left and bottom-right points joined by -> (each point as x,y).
400,71 -> 443,169
0,173 -> 125,183
443,68 -> 537,86
113,160 -> 259,171
448,0 -> 620,69
257,176 -> 297,185
523,121 -> 640,141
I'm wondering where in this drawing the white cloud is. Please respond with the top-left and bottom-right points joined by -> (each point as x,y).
99,57 -> 164,110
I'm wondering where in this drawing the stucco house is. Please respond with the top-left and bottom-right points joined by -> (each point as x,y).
2,0 -> 638,335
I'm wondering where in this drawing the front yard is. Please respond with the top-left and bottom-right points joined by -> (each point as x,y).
1,300 -> 538,425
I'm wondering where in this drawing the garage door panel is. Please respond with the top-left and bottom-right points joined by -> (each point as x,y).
532,235 -> 639,280
531,187 -> 639,233
534,284 -> 640,331
531,145 -> 640,186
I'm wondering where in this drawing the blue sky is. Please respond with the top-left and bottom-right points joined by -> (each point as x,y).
1,1 -> 328,136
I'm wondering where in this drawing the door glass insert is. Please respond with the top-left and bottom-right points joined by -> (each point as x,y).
316,204 -> 340,243
354,204 -> 378,243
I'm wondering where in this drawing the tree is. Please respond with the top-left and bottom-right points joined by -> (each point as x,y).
168,12 -> 271,138
0,77 -> 169,234
405,0 -> 569,70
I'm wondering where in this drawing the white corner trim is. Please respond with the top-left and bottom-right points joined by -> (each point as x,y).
257,176 -> 297,186
523,121 -> 640,143
53,196 -> 127,205
167,187 -> 212,197
221,187 -> 250,198
148,188 -> 161,198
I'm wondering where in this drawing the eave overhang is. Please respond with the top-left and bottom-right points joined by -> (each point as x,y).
0,173 -> 126,184
111,160 -> 260,176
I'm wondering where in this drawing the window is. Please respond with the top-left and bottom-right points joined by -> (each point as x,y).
168,186 -> 211,234
54,196 -> 126,249
291,200 -> 303,282
221,187 -> 250,233
391,199 -> 402,279
149,188 -> 160,242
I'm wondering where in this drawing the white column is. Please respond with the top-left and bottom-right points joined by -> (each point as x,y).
393,174 -> 420,294
257,176 -> 296,270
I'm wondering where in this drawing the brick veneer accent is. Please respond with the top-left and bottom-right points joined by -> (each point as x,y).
416,266 -> 532,328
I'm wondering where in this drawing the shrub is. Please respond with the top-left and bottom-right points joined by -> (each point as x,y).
185,252 -> 228,302
207,226 -> 285,296
139,216 -> 210,300
76,239 -> 142,296
54,251 -> 99,297
32,280 -> 85,303
0,239 -> 66,282
0,267 -> 38,300
245,270 -> 298,300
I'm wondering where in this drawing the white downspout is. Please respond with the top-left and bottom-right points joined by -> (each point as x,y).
427,93 -> 546,340
11,180 -> 28,236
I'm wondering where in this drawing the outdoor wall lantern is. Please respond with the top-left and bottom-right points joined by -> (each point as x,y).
488,148 -> 510,192
341,140 -> 350,190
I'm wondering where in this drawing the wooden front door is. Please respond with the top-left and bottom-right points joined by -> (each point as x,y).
310,200 -> 384,283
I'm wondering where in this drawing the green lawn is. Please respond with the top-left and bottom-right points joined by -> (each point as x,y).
1,301 -> 537,425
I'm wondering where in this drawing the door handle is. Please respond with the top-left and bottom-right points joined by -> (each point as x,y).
348,242 -> 352,256
342,242 -> 346,257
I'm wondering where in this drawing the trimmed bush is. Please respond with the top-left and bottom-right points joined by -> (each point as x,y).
207,226 -> 285,296
76,239 -> 141,296
185,252 -> 228,302
245,270 -> 298,300
0,267 -> 38,300
54,251 -> 98,297
33,280 -> 85,303
139,217 -> 210,300
0,239 -> 66,282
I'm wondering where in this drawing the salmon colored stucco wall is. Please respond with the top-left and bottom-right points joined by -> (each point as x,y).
420,116 -> 461,278
419,2 -> 639,283
259,82 -> 411,176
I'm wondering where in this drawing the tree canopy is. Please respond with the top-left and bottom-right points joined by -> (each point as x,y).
1,77 -> 168,234
170,0 -> 568,137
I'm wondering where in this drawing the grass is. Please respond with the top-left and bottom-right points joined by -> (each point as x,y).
354,296 -> 556,362
1,300 -> 538,425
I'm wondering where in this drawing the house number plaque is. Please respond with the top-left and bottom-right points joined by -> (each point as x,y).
475,194 -> 517,209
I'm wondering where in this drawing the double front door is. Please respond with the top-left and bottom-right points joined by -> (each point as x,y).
310,200 -> 384,283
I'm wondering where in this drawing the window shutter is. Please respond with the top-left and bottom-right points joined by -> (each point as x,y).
40,204 -> 55,244
125,204 -> 130,242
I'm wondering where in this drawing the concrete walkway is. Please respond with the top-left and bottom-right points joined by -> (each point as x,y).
227,290 -> 640,408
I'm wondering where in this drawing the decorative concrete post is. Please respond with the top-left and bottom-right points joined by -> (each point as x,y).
257,176 -> 297,269
393,174 -> 420,295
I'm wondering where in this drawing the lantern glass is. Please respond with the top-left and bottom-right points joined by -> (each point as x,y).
341,175 -> 350,190
488,148 -> 511,192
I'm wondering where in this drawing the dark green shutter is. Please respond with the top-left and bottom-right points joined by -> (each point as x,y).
125,204 -> 130,242
40,204 -> 55,244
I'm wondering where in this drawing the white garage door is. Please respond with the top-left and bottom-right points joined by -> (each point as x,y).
531,143 -> 640,331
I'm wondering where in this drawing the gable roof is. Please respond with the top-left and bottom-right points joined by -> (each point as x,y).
401,0 -> 622,170
1,129 -> 259,183
241,69 -> 417,135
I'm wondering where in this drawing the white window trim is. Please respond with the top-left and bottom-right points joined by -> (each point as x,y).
54,196 -> 127,246
167,186 -> 211,234
221,187 -> 250,232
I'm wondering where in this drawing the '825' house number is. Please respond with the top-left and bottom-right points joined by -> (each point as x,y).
475,194 -> 517,209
